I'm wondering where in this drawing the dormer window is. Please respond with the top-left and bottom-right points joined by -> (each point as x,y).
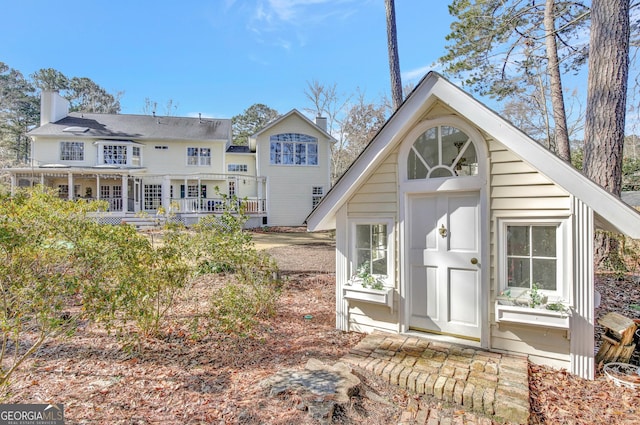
94,140 -> 143,167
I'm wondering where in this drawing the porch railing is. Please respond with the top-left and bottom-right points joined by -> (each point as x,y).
170,197 -> 266,214
73,196 -> 124,212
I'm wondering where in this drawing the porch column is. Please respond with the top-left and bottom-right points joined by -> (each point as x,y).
183,178 -> 188,212
10,174 -> 16,196
121,175 -> 128,213
162,176 -> 171,212
257,177 -> 264,213
197,177 -> 201,213
96,174 -> 101,200
40,174 -> 44,186
67,172 -> 74,200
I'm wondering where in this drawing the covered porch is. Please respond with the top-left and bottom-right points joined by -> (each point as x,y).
7,169 -> 268,223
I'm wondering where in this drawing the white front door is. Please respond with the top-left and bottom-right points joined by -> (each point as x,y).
408,191 -> 481,339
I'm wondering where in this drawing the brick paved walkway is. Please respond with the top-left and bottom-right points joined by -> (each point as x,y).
341,331 -> 530,424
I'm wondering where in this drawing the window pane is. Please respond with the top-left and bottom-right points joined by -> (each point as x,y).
408,150 -> 428,179
282,143 -> 294,164
455,142 -> 478,176
429,167 -> 453,178
441,126 -> 467,169
414,128 -> 438,168
200,148 -> 211,166
307,143 -> 318,165
61,141 -> 84,161
533,259 -> 557,290
372,224 -> 387,248
508,258 -> 530,288
507,226 -> 529,256
356,249 -> 370,272
355,225 -> 371,249
295,143 -> 306,164
270,142 -> 281,164
532,226 -> 556,257
372,252 -> 387,275
187,147 -> 198,165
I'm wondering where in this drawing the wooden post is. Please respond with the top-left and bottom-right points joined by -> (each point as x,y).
595,312 -> 637,365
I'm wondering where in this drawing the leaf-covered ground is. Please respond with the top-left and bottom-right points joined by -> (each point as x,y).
3,229 -> 640,424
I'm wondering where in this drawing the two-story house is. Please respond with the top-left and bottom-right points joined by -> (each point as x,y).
5,91 -> 333,227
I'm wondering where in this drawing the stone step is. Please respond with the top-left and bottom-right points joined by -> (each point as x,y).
341,332 -> 530,424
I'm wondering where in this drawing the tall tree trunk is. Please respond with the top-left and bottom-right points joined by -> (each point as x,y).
583,0 -> 630,269
385,0 -> 403,110
544,0 -> 571,162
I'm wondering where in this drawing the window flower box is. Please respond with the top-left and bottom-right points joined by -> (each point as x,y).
344,281 -> 394,309
495,300 -> 571,329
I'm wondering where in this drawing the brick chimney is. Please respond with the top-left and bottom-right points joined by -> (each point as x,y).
315,115 -> 327,132
40,91 -> 70,126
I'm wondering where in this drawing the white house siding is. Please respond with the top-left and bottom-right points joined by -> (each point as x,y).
225,153 -> 258,199
343,150 -> 399,333
32,137 -> 97,168
488,138 -> 572,369
145,140 -> 226,175
256,113 -> 332,227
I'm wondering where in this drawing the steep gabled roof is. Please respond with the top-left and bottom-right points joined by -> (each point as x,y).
307,72 -> 640,238
28,112 -> 231,142
250,109 -> 336,141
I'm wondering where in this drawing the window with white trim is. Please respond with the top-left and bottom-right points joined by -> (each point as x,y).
180,184 -> 206,198
312,186 -> 324,208
187,147 -> 211,166
270,133 -> 318,166
349,219 -> 394,286
103,145 -> 128,165
228,164 -> 248,172
407,125 -> 478,179
132,146 -> 141,166
499,218 -> 570,299
60,141 -> 84,161
95,141 -> 142,166
143,184 -> 162,210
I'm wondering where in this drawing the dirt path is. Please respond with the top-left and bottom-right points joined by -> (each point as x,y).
251,229 -> 334,250
251,229 -> 336,274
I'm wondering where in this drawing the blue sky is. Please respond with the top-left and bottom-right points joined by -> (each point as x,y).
1,0 -> 455,119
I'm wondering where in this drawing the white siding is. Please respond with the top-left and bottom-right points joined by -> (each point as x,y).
488,138 -> 572,363
145,140 -> 226,175
344,151 -> 400,333
225,153 -> 257,199
347,153 -> 398,218
256,113 -> 332,226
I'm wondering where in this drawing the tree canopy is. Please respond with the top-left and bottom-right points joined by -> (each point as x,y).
231,104 -> 280,146
0,63 -> 39,165
440,0 -> 591,159
0,63 -> 123,168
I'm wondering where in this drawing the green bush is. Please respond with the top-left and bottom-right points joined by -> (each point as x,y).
191,195 -> 281,335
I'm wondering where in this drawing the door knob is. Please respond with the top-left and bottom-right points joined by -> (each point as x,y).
439,224 -> 448,238
470,257 -> 478,265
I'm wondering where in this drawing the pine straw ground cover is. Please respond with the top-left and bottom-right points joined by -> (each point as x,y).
2,228 -> 640,424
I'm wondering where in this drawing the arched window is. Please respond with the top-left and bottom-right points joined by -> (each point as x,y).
407,126 -> 478,179
270,133 -> 318,166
